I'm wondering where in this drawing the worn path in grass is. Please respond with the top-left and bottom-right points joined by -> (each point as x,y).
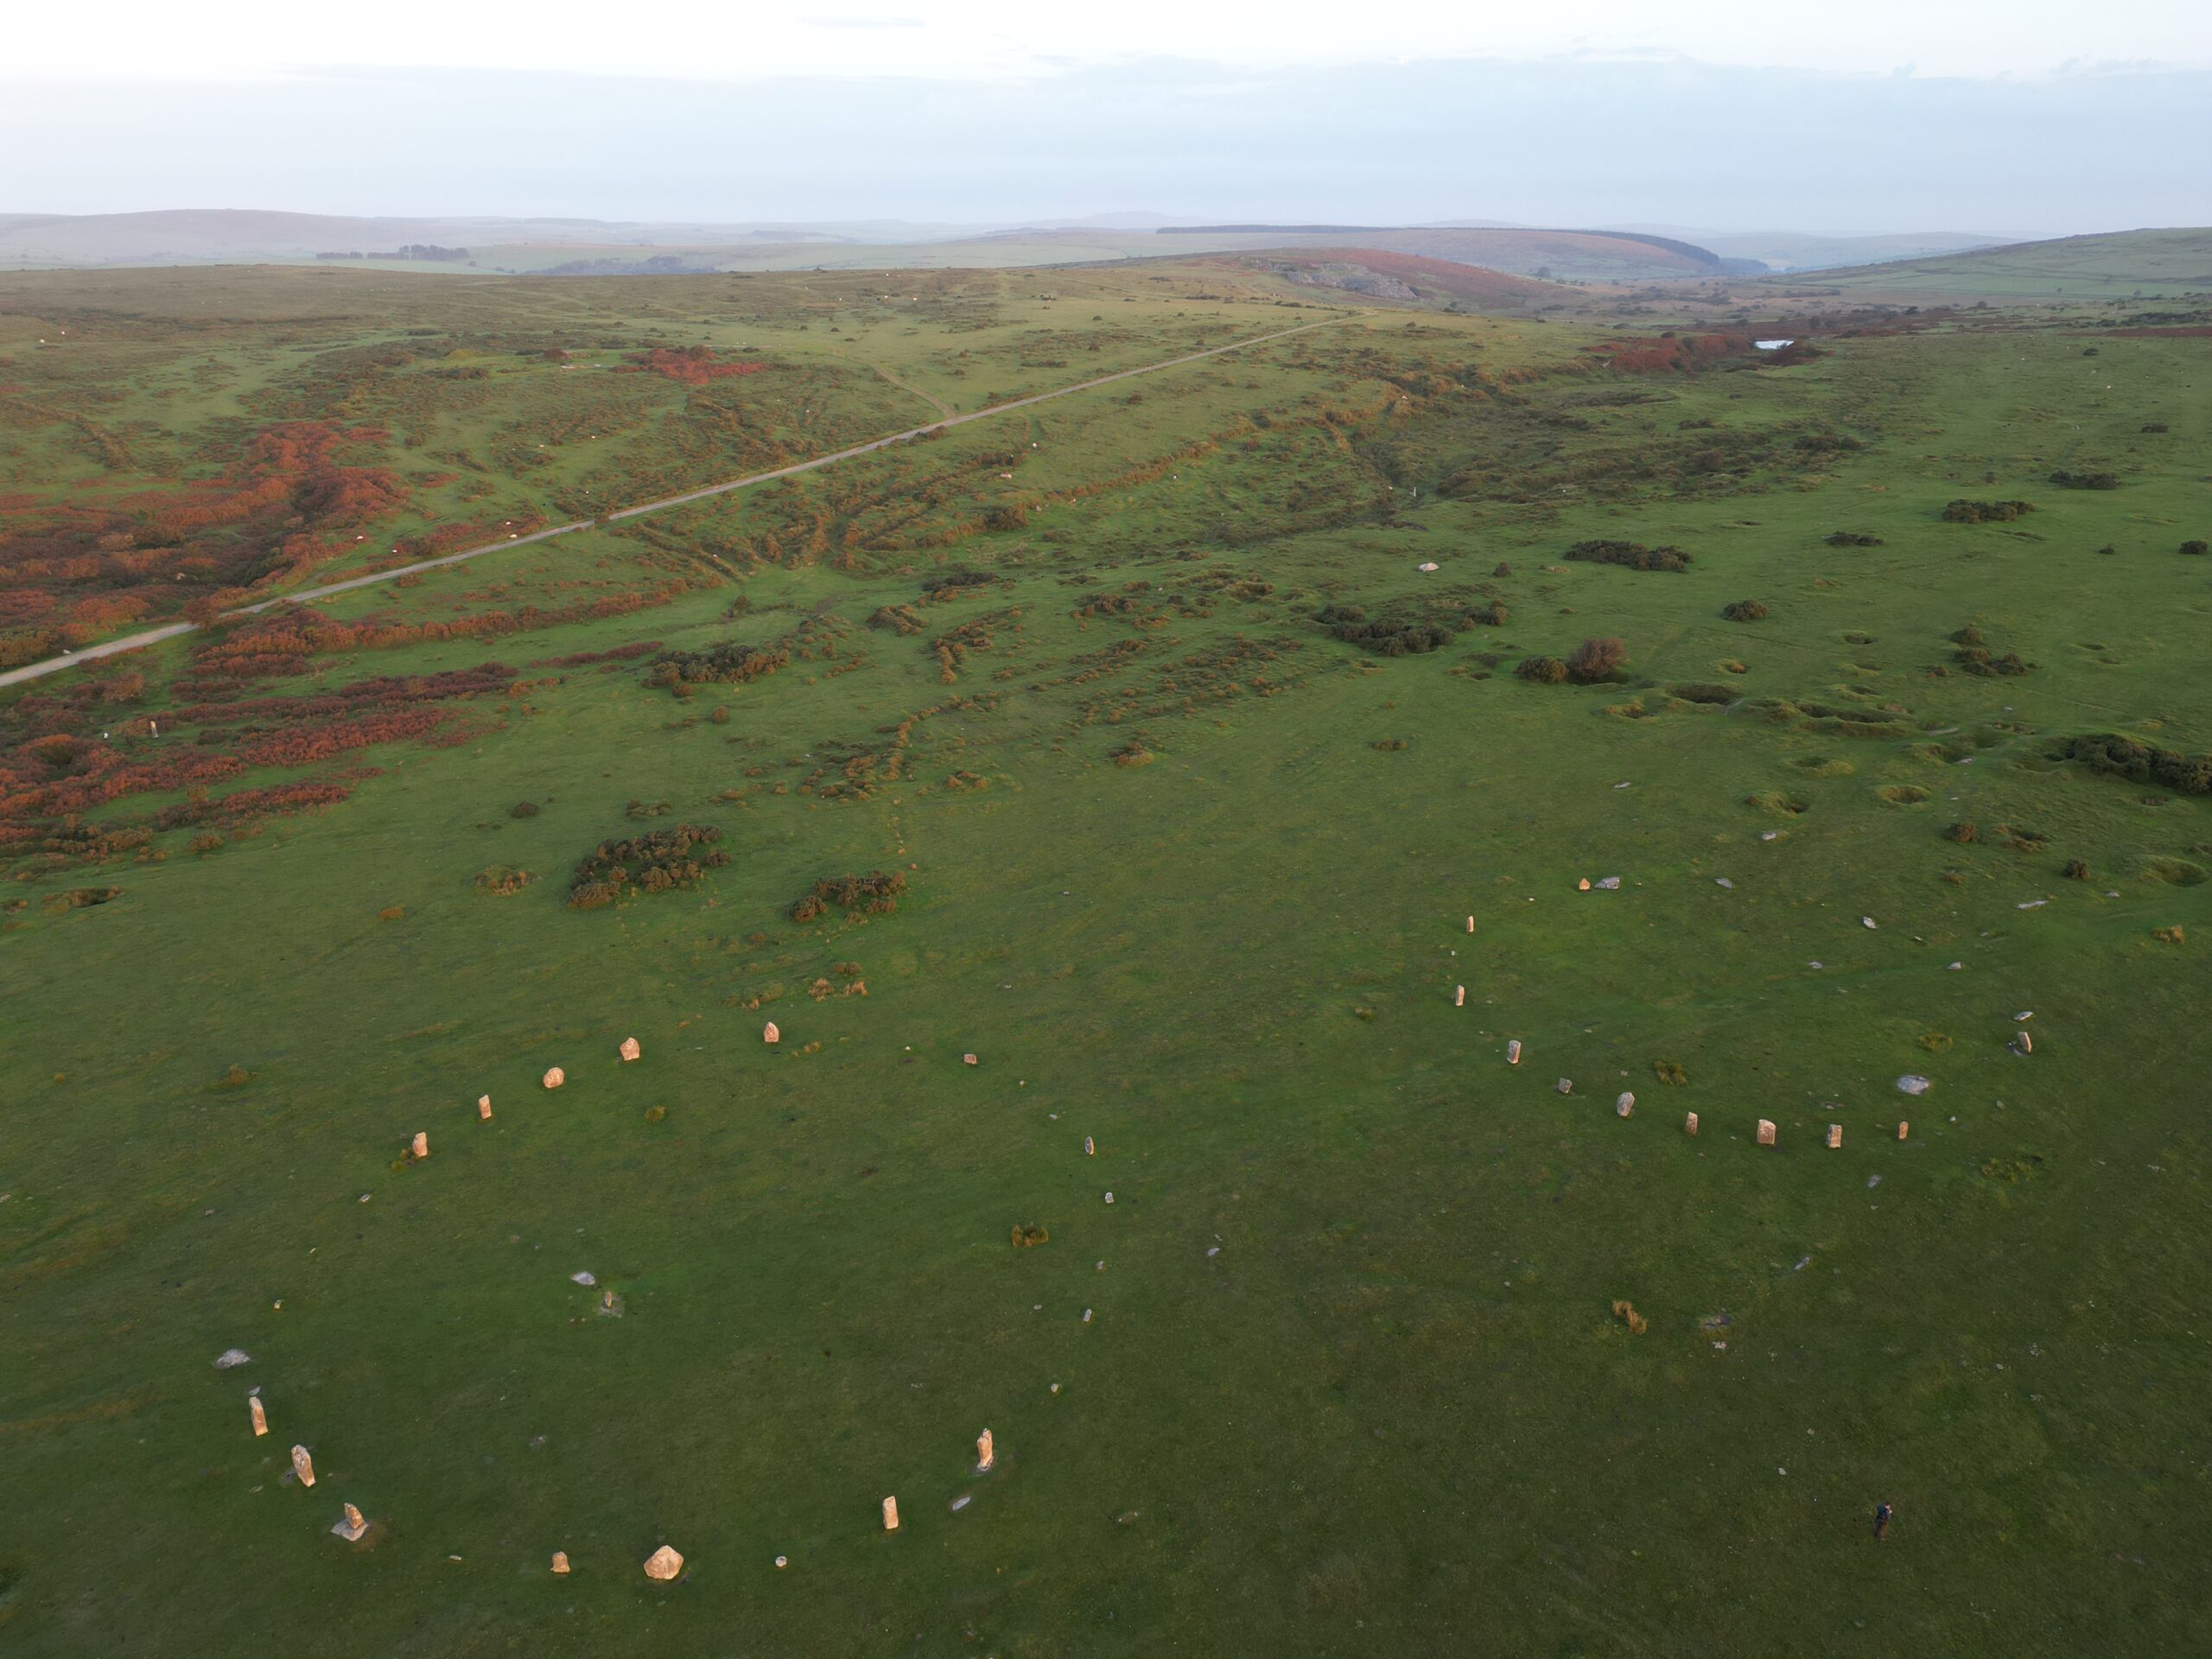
0,316 -> 1353,691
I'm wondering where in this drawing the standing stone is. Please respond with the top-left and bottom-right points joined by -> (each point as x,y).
963,1053 -> 979,1066
1084,1136 -> 1095,1156
1827,1124 -> 1844,1149
1454,985 -> 1465,1007
477,1094 -> 493,1121
643,1544 -> 683,1580
332,1502 -> 368,1541
1554,1078 -> 1573,1096
249,1395 -> 268,1437
1616,1092 -> 1634,1118
543,1066 -> 565,1090
550,1551 -> 570,1575
1466,916 -> 1476,934
881,1496 -> 899,1532
976,1428 -> 995,1472
2012,1031 -> 2033,1055
1897,1121 -> 1910,1140
1757,1119 -> 1777,1147
762,1022 -> 780,1046
410,1131 -> 429,1160
619,1037 -> 642,1063
290,1445 -> 316,1487
1578,878 -> 1592,892
1505,1039 -> 1522,1065
1684,1111 -> 1700,1135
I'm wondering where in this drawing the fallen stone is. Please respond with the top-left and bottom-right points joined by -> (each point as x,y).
290,1444 -> 316,1487
542,1066 -> 565,1090
2012,1031 -> 2033,1055
1862,916 -> 1878,929
1715,877 -> 1734,889
1596,876 -> 1621,890
332,1502 -> 368,1542
214,1348 -> 251,1370
1897,1075 -> 1932,1096
1757,1120 -> 1777,1147
881,1497 -> 899,1532
1417,561 -> 1440,572
644,1544 -> 683,1580
619,1037 -> 641,1063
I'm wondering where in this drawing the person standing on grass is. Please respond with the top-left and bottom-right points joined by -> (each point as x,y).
1874,1503 -> 1894,1541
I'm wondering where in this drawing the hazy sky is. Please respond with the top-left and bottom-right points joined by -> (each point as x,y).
5,2 -> 2208,232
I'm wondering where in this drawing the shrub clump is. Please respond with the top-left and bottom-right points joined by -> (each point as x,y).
2182,539 -> 2209,556
1565,637 -> 1629,683
1318,597 -> 1504,656
1720,599 -> 1769,622
1515,655 -> 1568,683
2050,469 -> 2120,490
2063,858 -> 2090,880
1942,499 -> 2036,524
474,865 -> 537,896
644,642 -> 789,690
1564,539 -> 1692,573
1825,531 -> 1885,547
1945,821 -> 1980,843
509,800 -> 541,818
868,604 -> 925,635
568,823 -> 728,909
1010,1223 -> 1050,1248
791,868 -> 907,922
2055,734 -> 2212,796
1652,1059 -> 1688,1085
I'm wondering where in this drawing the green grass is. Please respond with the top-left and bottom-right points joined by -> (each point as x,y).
1,261 -> 2209,1656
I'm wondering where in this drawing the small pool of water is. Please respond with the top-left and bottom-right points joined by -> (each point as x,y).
1754,338 -> 1796,350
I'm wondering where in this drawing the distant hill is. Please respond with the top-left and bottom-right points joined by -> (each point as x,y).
1212,248 -> 1572,308
1156,226 -> 1722,282
1762,227 -> 2212,300
1611,229 -> 2010,271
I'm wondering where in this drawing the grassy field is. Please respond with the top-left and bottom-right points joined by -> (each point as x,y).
1,255 -> 2209,1656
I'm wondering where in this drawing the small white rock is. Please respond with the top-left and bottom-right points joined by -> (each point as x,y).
570,1271 -> 596,1287
1862,916 -> 1878,929
1715,877 -> 1734,889
1897,1075 -> 1932,1096
213,1349 -> 251,1370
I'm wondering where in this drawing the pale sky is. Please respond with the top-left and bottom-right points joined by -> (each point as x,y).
16,0 -> 2210,82
3,3 -> 2208,232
